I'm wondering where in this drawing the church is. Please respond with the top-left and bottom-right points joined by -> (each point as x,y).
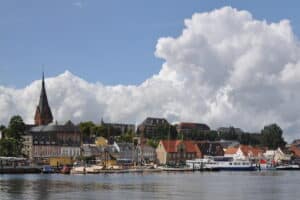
23,73 -> 82,166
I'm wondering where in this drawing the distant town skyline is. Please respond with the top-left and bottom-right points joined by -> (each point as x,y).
1,1 -> 300,141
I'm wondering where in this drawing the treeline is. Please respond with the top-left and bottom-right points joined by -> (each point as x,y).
137,123 -> 286,149
79,121 -> 135,143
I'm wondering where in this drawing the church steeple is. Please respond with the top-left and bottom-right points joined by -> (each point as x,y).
34,72 -> 53,125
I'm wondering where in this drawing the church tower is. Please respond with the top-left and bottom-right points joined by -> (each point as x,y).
34,72 -> 53,125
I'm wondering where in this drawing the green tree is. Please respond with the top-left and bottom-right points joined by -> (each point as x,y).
0,116 -> 25,157
5,115 -> 25,140
79,121 -> 96,142
261,124 -> 286,149
0,138 -> 20,157
117,130 -> 135,143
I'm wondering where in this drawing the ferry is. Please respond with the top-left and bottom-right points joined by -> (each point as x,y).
186,158 -> 212,170
187,156 -> 257,171
205,157 -> 257,171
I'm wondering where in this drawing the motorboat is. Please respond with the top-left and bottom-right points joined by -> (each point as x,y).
276,164 -> 300,170
42,165 -> 55,174
60,165 -> 71,174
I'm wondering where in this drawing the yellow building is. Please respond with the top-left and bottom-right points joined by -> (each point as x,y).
49,157 -> 73,166
95,137 -> 108,147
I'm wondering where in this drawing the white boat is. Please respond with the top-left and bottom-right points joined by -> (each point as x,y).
70,166 -> 86,174
276,164 -> 300,170
198,156 -> 257,171
85,165 -> 104,173
186,158 -> 211,170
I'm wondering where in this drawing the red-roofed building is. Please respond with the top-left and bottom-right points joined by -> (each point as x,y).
156,140 -> 199,165
224,145 -> 265,160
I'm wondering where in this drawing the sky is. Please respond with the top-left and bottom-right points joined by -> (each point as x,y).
1,1 -> 300,141
1,0 -> 300,87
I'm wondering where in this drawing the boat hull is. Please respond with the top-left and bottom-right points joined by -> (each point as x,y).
213,166 -> 257,171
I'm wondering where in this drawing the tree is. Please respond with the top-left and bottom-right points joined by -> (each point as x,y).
117,130 -> 135,143
261,124 -> 286,149
0,138 -> 19,157
0,115 -> 25,157
5,115 -> 25,139
79,121 -> 96,142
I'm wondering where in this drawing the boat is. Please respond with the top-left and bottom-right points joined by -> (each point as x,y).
85,165 -> 104,173
276,164 -> 300,170
258,159 -> 276,170
42,165 -> 55,174
70,166 -> 86,174
205,157 -> 257,171
60,165 -> 71,174
186,158 -> 217,171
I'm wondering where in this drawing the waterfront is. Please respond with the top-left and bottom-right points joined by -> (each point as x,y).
0,171 -> 300,200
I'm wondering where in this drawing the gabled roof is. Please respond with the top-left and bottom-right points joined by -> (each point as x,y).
160,140 -> 198,153
225,145 -> 264,157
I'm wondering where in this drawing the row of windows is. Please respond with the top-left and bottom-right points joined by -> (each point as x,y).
168,153 -> 195,159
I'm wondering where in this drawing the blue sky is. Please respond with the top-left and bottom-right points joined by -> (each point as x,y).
0,0 -> 300,87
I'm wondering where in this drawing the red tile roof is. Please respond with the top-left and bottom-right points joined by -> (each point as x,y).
225,145 -> 264,157
161,140 -> 198,153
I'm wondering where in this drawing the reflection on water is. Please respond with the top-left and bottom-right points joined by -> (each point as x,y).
0,171 -> 300,200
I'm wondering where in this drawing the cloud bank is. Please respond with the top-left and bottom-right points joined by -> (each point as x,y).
1,7 -> 300,140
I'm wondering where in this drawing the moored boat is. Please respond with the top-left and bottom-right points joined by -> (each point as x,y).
42,165 -> 55,174
60,165 -> 71,174
276,164 -> 300,170
205,157 -> 257,171
70,166 -> 86,174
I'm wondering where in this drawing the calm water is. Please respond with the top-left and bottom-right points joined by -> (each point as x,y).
0,171 -> 300,200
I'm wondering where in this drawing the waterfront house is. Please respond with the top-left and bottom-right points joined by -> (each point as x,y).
156,140 -> 198,165
117,142 -> 138,164
140,144 -> 156,163
225,145 -> 264,160
218,139 -> 240,151
195,141 -> 224,158
264,148 -> 292,164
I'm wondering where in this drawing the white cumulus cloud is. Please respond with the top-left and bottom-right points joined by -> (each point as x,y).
1,7 -> 300,141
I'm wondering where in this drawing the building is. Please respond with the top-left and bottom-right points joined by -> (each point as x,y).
23,73 -> 81,165
156,140 -> 198,165
34,73 -> 53,126
218,139 -> 240,150
195,141 -> 224,158
117,143 -> 138,164
176,122 -> 210,135
225,145 -> 265,160
137,117 -> 170,138
27,121 -> 81,160
264,148 -> 292,164
100,119 -> 135,135
217,127 -> 244,135
141,144 -> 156,163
